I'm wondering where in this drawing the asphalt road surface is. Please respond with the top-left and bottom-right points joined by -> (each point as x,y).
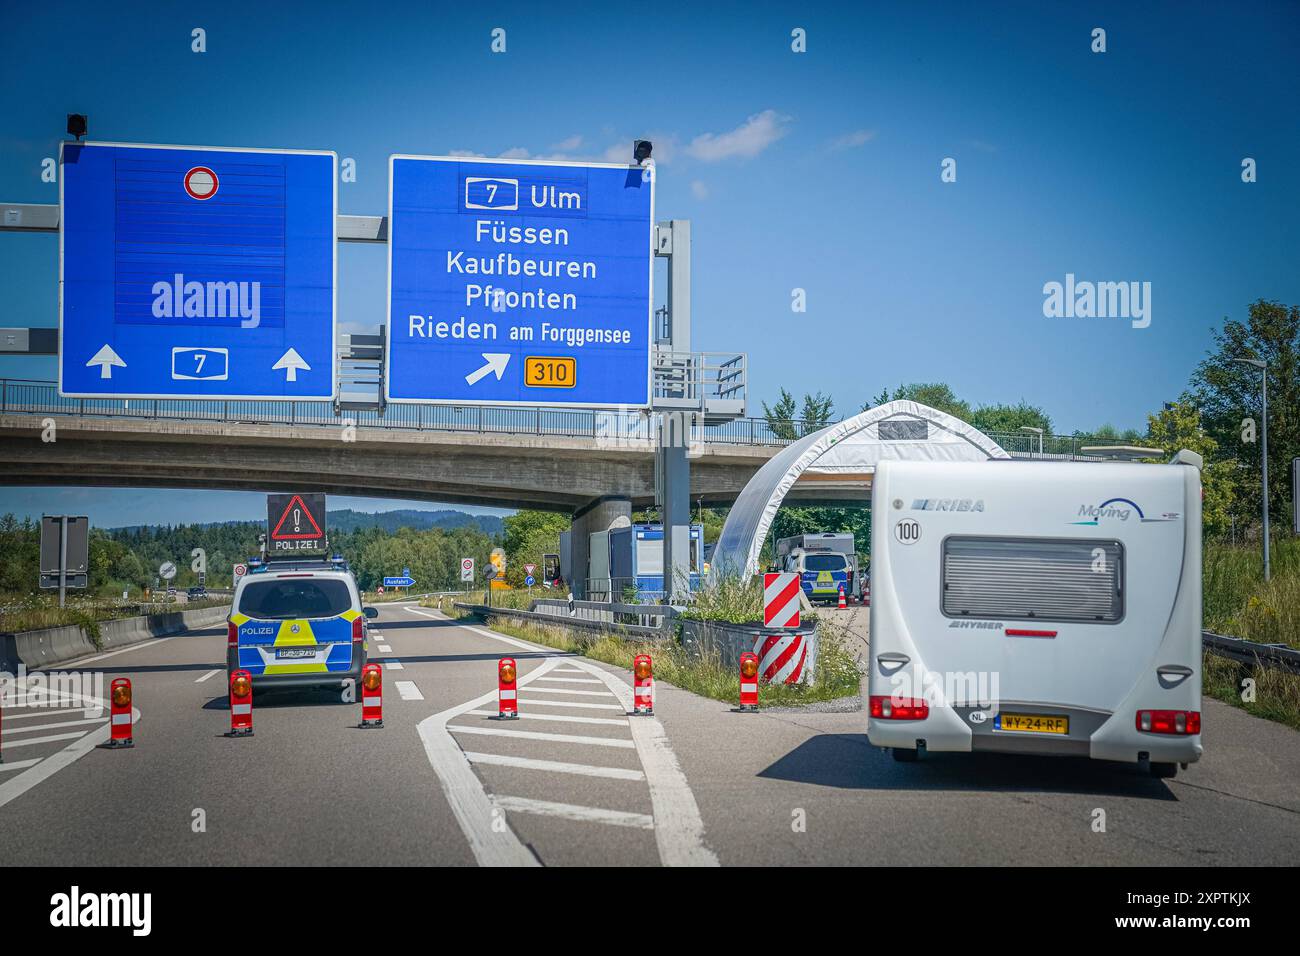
3,601 -> 1298,865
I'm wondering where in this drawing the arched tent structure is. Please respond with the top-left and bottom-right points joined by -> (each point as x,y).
711,401 -> 1012,578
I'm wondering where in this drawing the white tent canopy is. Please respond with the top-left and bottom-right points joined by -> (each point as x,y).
711,400 -> 1011,577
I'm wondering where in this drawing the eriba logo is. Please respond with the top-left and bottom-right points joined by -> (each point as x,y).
50,886 -> 151,937
151,273 -> 261,329
911,499 -> 985,513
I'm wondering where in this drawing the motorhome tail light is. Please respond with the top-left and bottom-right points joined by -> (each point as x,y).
352,616 -> 365,643
1136,710 -> 1200,735
227,621 -> 238,647
1005,628 -> 1058,638
869,696 -> 929,720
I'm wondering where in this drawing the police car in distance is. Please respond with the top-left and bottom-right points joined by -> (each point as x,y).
227,554 -> 378,693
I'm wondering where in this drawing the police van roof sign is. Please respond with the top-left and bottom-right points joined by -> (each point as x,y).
386,155 -> 654,407
59,142 -> 337,400
267,493 -> 327,554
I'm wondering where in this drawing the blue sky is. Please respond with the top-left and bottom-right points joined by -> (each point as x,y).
2,1 -> 1298,524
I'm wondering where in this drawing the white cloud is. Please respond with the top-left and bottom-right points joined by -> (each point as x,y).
551,134 -> 584,152
690,180 -> 709,200
498,147 -> 531,159
447,149 -> 486,157
684,110 -> 790,162
829,128 -> 878,150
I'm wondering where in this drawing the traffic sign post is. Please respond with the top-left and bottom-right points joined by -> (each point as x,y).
39,515 -> 89,606
59,142 -> 337,400
460,557 -> 475,585
383,575 -> 415,589
386,156 -> 655,407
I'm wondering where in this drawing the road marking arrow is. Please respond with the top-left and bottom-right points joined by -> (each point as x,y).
465,352 -> 510,386
272,347 -> 311,382
86,344 -> 126,379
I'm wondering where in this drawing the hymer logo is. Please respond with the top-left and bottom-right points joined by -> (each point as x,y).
911,499 -> 985,513
50,886 -> 151,936
949,621 -> 1003,629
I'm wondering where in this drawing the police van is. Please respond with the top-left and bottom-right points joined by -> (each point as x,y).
868,453 -> 1203,777
776,533 -> 859,603
227,554 -> 377,693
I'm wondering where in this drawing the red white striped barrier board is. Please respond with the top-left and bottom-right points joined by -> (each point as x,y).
754,631 -> 810,685
763,572 -> 800,628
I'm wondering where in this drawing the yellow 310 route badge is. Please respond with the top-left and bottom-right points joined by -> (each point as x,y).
524,356 -> 576,388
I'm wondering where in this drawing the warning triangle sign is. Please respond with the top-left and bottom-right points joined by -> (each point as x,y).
271,494 -> 324,540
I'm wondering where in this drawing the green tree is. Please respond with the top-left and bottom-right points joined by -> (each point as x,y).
763,388 -> 836,439
969,401 -> 1052,436
1144,400 -> 1236,537
874,382 -> 973,421
1189,299 -> 1300,530
500,510 -> 569,587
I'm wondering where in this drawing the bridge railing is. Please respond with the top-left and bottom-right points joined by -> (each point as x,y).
0,377 -> 1148,455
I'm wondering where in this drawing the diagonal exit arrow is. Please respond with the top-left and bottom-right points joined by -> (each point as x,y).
465,352 -> 510,386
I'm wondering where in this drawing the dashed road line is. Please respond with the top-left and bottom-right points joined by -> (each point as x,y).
516,698 -> 624,711
393,680 -> 423,701
195,669 -> 221,684
5,717 -> 107,736
0,759 -> 42,774
2,731 -> 91,749
492,795 -> 654,830
463,751 -> 646,781
3,707 -> 93,721
513,685 -> 611,698
535,676 -> 603,685
377,644 -> 392,654
385,660 -> 404,671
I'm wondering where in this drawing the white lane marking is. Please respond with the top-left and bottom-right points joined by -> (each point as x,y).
447,725 -> 636,749
405,606 -> 565,655
464,751 -> 646,782
0,758 -> 43,773
394,680 -> 423,701
569,659 -> 720,867
1,707 -> 88,721
1,731 -> 89,749
493,795 -> 654,830
4,716 -> 107,736
377,644 -> 392,653
54,636 -> 178,667
385,660 -> 405,671
551,666 -> 588,673
535,676 -> 603,685
465,708 -> 628,727
417,656 -> 564,868
516,698 -> 624,711
195,669 -> 221,683
511,686 -> 612,698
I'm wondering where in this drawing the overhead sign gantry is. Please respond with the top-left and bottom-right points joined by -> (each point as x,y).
58,142 -> 337,400
385,156 -> 654,407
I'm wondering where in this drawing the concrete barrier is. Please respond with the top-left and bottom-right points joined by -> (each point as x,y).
680,618 -> 819,685
1,604 -> 231,673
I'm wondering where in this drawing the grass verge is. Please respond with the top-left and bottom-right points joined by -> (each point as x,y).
0,593 -> 230,637
427,596 -> 861,707
1202,651 -> 1300,731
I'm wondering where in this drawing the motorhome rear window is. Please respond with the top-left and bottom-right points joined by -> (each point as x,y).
239,578 -> 353,620
941,536 -> 1123,624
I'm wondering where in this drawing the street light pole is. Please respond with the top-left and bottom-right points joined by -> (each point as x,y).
1019,426 -> 1044,458
1234,357 -> 1270,581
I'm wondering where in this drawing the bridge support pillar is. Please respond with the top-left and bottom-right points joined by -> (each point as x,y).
570,496 -> 631,601
657,416 -> 694,606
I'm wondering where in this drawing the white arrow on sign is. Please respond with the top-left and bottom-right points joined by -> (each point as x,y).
272,348 -> 311,382
465,352 -> 510,386
86,344 -> 126,379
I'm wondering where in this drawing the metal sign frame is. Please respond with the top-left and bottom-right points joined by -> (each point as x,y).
58,140 -> 339,401
384,153 -> 655,409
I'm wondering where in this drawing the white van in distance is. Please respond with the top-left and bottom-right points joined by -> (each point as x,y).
868,453 -> 1203,777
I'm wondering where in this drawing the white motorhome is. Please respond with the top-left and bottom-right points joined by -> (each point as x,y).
868,453 -> 1203,777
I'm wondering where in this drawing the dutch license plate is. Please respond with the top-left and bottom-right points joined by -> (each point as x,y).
275,647 -> 317,660
995,713 -> 1068,734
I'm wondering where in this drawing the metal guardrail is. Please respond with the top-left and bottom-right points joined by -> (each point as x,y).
453,601 -> 672,641
1202,630 -> 1300,675
0,376 -> 1152,455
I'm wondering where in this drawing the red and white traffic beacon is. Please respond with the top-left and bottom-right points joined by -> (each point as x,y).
497,658 -> 519,719
632,655 -> 654,715
360,663 -> 384,728
738,652 -> 760,713
106,677 -> 135,748
227,670 -> 254,737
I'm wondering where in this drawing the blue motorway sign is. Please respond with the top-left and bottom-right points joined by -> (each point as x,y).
383,576 -> 416,588
59,142 -> 336,399
387,156 -> 654,407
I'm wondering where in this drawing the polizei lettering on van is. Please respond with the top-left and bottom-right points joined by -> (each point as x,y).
910,499 -> 985,512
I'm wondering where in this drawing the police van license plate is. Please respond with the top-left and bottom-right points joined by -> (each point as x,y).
995,713 -> 1068,734
275,648 -> 317,660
